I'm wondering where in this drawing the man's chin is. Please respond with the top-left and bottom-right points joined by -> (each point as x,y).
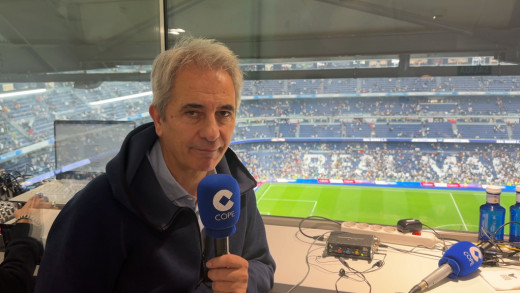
194,159 -> 220,173
191,150 -> 226,170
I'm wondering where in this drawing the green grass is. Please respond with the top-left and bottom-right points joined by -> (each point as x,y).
256,183 -> 517,232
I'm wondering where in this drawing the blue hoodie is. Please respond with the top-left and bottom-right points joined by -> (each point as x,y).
35,122 -> 275,293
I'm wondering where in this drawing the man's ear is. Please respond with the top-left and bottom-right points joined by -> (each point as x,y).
149,105 -> 163,136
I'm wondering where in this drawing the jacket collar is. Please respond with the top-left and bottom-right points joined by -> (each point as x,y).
107,122 -> 257,232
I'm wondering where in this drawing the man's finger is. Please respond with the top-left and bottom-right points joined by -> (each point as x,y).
206,254 -> 249,269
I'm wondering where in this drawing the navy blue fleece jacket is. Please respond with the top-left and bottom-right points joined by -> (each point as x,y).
35,122 -> 275,293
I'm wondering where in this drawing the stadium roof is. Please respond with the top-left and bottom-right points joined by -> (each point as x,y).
1,0 -> 519,83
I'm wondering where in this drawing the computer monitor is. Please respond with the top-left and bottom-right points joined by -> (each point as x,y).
54,120 -> 136,180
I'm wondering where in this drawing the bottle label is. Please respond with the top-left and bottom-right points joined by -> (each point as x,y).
487,194 -> 500,204
479,209 -> 505,241
511,207 -> 520,243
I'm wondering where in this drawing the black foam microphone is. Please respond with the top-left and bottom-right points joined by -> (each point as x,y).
197,174 -> 241,256
409,241 -> 483,293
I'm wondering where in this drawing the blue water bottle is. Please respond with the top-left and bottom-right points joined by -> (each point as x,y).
509,185 -> 520,243
478,185 -> 505,241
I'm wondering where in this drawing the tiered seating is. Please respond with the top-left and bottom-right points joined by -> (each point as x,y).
345,122 -> 372,137
512,125 -> 520,139
456,124 -> 508,139
426,122 -> 454,138
278,124 -> 297,137
419,103 -> 456,113
2,75 -> 520,186
298,124 -> 342,138
373,123 -> 422,138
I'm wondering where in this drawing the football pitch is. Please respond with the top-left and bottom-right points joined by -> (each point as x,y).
255,183 -> 517,232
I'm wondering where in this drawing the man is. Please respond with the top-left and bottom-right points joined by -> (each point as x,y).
35,37 -> 275,293
0,194 -> 50,293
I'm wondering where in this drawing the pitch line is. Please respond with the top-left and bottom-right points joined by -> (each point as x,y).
449,192 -> 468,231
256,184 -> 272,203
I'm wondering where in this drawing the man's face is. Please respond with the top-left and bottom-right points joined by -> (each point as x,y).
150,64 -> 236,177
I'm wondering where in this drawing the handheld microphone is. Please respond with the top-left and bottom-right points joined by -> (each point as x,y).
409,241 -> 483,293
197,174 -> 241,256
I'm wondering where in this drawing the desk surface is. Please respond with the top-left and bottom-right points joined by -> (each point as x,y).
2,214 -> 518,292
265,224 -> 520,293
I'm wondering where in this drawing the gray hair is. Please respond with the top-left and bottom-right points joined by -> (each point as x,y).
151,36 -> 243,119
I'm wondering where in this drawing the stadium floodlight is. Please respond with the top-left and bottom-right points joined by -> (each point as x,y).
0,88 -> 47,99
88,91 -> 152,106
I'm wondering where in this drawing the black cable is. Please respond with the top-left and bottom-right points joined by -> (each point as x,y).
0,170 -> 26,198
476,223 -> 520,267
286,231 -> 330,293
493,221 -> 520,241
291,216 -> 372,292
336,257 -> 374,293
477,240 -> 503,267
334,273 -> 344,293
381,243 -> 445,259
297,215 -> 342,241
421,223 -> 448,252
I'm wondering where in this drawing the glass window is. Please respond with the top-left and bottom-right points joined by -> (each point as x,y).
1,0 -> 519,236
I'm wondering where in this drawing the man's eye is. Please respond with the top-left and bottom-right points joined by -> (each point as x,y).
220,111 -> 233,117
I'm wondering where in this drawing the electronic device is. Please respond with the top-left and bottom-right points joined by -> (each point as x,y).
0,200 -> 22,250
11,120 -> 135,206
0,200 -> 20,224
53,120 -> 136,180
397,218 -> 423,233
324,231 -> 379,261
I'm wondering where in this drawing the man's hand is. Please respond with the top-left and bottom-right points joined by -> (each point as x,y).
206,254 -> 249,293
14,193 -> 54,224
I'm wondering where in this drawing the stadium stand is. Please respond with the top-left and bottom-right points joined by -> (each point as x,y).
1,74 -> 520,186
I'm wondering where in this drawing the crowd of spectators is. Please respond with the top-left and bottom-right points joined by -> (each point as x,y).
239,56 -> 500,72
234,142 -> 519,186
1,75 -> 520,186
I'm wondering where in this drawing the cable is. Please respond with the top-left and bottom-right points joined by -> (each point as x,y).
335,257 -> 378,293
286,231 -> 330,293
289,217 -> 372,293
493,221 -> 520,241
421,223 -> 448,252
0,170 -> 26,200
381,243 -> 445,260
476,223 -> 520,268
297,215 -> 342,241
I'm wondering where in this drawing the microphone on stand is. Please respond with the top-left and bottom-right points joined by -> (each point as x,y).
197,174 -> 241,256
409,241 -> 483,293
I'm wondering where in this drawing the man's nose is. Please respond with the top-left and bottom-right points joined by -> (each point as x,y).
200,116 -> 219,141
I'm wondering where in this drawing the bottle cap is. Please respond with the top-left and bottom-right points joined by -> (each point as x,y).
485,185 -> 501,204
486,185 -> 502,195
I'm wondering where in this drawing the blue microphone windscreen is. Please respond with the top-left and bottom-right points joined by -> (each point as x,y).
439,241 -> 483,278
197,174 -> 241,239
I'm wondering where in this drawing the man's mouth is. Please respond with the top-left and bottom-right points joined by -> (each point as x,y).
193,146 -> 221,154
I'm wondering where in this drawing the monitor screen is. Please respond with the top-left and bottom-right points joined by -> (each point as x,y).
54,120 -> 136,179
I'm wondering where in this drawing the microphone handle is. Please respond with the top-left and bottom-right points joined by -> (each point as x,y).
409,263 -> 453,293
215,237 -> 229,257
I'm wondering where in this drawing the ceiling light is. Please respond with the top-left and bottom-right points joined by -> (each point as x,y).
89,91 -> 152,106
0,88 -> 46,99
168,28 -> 185,35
